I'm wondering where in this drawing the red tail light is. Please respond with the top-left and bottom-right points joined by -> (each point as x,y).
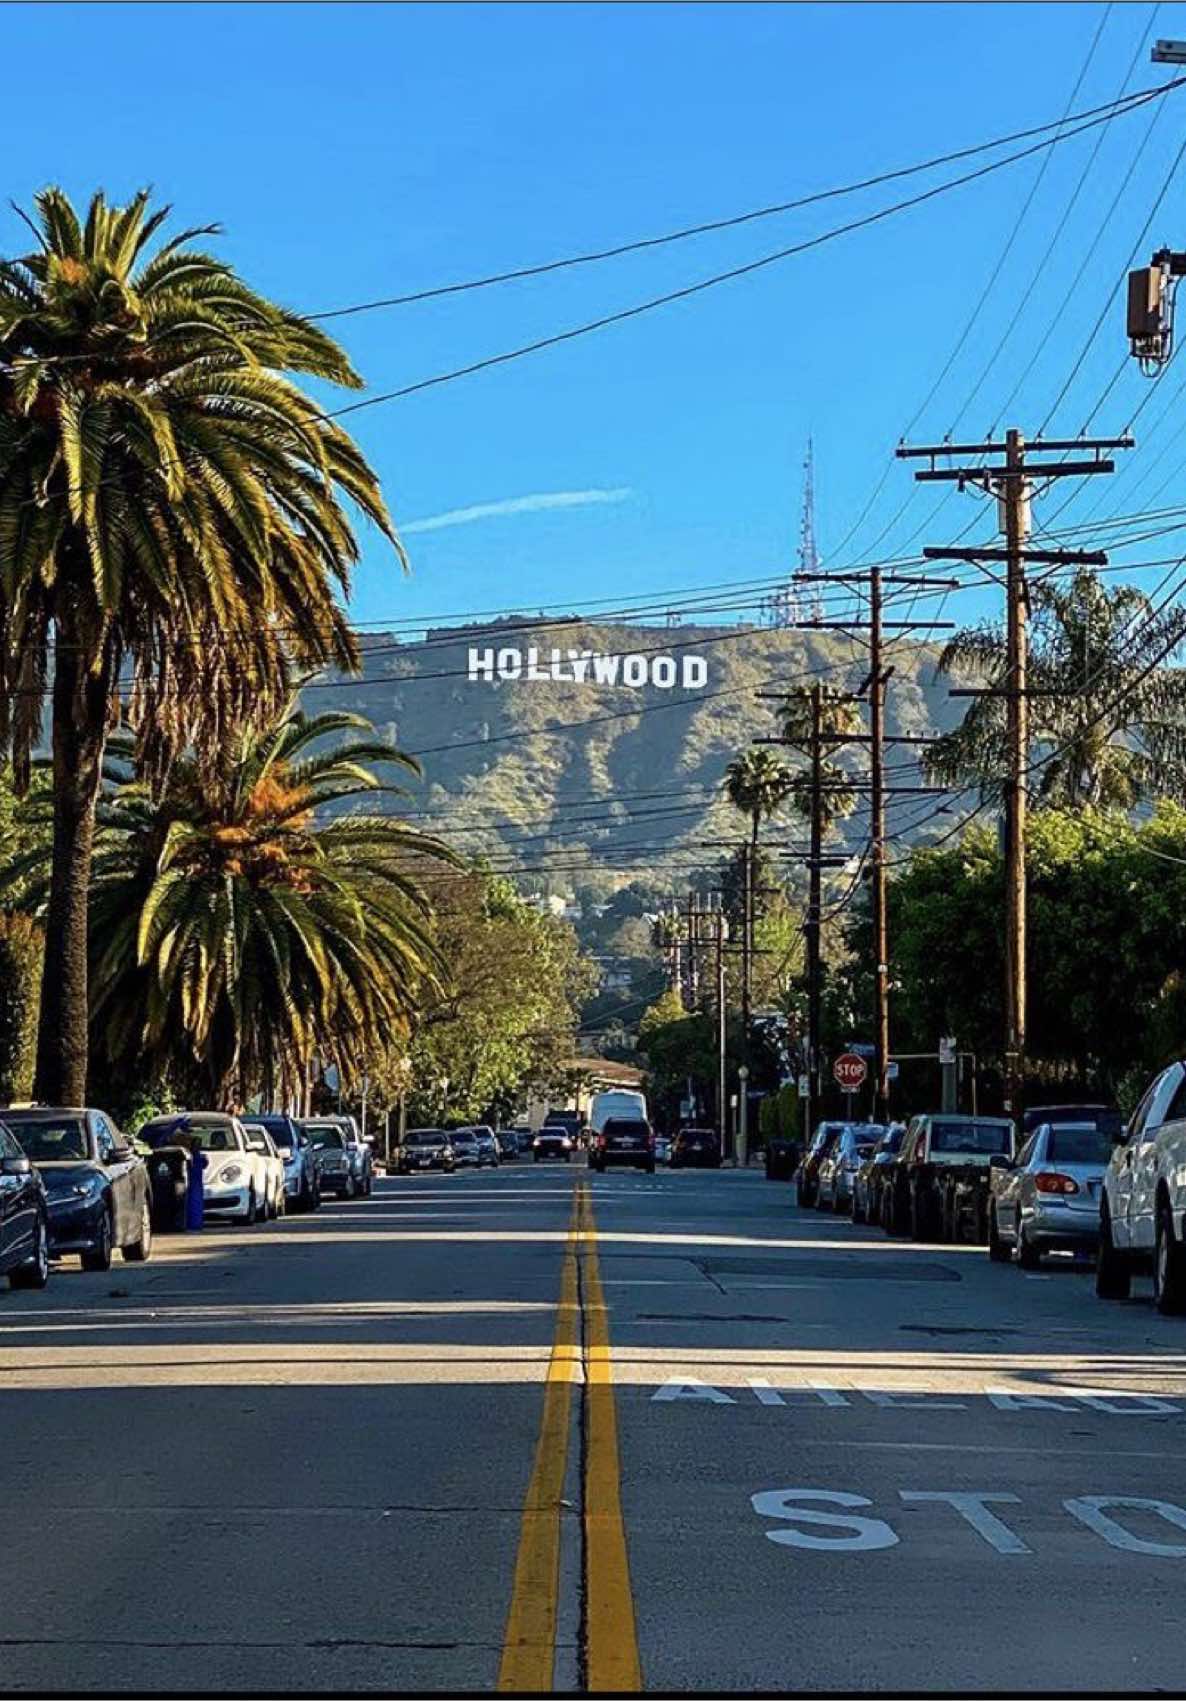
1034,1172 -> 1079,1195
914,1140 -> 928,1163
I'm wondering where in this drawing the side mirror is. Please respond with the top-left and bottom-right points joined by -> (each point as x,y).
1112,1125 -> 1131,1147
1,1153 -> 31,1177
988,1154 -> 1012,1171
111,1144 -> 134,1164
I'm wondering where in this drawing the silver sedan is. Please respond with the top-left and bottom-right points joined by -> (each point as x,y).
987,1120 -> 1112,1268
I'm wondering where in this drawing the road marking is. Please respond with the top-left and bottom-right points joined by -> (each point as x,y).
497,1192 -> 581,1693
899,1491 -> 1030,1554
580,1183 -> 643,1694
1064,1495 -> 1186,1556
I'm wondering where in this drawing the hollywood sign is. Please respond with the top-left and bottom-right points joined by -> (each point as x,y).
467,646 -> 708,689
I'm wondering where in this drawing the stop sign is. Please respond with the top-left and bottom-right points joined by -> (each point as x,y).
833,1052 -> 868,1091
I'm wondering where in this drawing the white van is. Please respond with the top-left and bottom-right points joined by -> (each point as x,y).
589,1089 -> 648,1134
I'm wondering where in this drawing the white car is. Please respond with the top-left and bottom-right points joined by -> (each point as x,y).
1097,1061 -> 1186,1314
241,1122 -> 286,1219
140,1112 -> 272,1225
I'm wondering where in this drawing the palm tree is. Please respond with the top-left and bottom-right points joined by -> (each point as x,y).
6,699 -> 453,1109
724,749 -> 795,849
923,568 -> 1186,808
0,189 -> 398,1100
777,685 -> 863,832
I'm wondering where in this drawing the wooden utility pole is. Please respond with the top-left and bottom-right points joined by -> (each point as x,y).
900,431 -> 1131,1119
741,841 -> 754,1067
1003,429 -> 1028,1122
806,684 -> 824,1127
715,900 -> 728,1152
869,566 -> 891,1123
687,891 -> 700,1007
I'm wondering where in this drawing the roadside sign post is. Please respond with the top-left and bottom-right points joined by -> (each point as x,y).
738,1065 -> 750,1169
833,1052 -> 868,1095
940,1035 -> 958,1113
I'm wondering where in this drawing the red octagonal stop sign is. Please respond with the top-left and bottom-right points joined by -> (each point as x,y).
833,1052 -> 868,1091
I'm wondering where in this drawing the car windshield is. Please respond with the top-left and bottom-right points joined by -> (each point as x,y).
244,1119 -> 292,1152
407,1132 -> 441,1146
5,1117 -> 90,1162
305,1125 -> 344,1150
931,1121 -> 1013,1155
1047,1126 -> 1112,1164
880,1128 -> 906,1153
452,1131 -> 477,1143
143,1120 -> 239,1152
242,1129 -> 273,1154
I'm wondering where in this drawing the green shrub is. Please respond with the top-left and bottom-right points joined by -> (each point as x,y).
0,915 -> 42,1103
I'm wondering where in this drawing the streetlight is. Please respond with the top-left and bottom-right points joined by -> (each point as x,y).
1152,39 -> 1186,62
738,1064 -> 750,1169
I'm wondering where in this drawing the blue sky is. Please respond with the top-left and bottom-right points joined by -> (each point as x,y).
5,2 -> 1186,630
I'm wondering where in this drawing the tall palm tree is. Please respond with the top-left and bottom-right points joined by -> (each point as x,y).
6,699 -> 453,1109
777,685 -> 863,832
923,568 -> 1186,807
724,748 -> 795,849
0,188 -> 398,1100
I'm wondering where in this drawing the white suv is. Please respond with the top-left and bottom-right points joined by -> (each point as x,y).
1097,1060 -> 1186,1314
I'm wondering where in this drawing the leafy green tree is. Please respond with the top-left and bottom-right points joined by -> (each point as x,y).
0,188 -> 397,1101
923,568 -> 1186,808
7,699 -> 448,1108
637,989 -> 717,1126
404,871 -> 596,1125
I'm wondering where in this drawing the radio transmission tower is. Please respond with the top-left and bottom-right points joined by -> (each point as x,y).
762,438 -> 824,627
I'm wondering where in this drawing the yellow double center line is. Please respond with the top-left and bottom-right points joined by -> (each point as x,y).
498,1181 -> 641,1694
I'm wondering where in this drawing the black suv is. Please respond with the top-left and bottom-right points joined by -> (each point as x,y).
590,1117 -> 655,1174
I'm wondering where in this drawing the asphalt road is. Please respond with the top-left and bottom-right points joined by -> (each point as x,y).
2,1159 -> 1185,1692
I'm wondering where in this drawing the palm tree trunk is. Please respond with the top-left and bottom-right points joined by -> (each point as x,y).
34,614 -> 117,1105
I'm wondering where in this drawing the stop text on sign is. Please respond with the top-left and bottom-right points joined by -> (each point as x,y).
833,1052 -> 868,1090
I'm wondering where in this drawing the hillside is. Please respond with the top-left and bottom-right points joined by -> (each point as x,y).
310,617 -> 973,893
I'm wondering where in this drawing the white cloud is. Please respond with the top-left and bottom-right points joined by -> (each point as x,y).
401,487 -> 633,536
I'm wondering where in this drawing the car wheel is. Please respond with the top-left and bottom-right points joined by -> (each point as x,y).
987,1206 -> 1010,1263
1095,1205 -> 1131,1300
244,1188 -> 257,1225
345,1174 -> 357,1199
1016,1225 -> 1042,1271
10,1209 -> 50,1290
123,1196 -> 153,1263
81,1206 -> 114,1273
1154,1198 -> 1186,1316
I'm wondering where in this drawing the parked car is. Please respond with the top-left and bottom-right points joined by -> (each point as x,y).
534,1126 -> 575,1163
852,1124 -> 906,1224
670,1127 -> 721,1170
495,1129 -> 519,1161
988,1120 -> 1111,1268
239,1122 -> 287,1219
5,1107 -> 153,1269
141,1112 -> 272,1224
797,1122 -> 848,1208
398,1130 -> 456,1174
589,1116 -> 655,1174
1021,1103 -> 1124,1141
300,1119 -> 358,1196
1097,1059 -> 1186,1313
449,1128 -> 482,1169
240,1114 -> 321,1212
510,1125 -> 535,1155
315,1115 -> 374,1195
884,1114 -> 1016,1240
471,1126 -> 501,1168
817,1125 -> 885,1213
0,1121 -> 50,1289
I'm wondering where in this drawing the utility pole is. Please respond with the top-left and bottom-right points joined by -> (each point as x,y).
715,900 -> 728,1155
869,566 -> 890,1124
687,891 -> 700,1007
899,431 -> 1131,1120
741,841 -> 754,1071
806,684 -> 824,1131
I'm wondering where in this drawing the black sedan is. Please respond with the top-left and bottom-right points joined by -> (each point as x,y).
0,1121 -> 50,1289
4,1108 -> 153,1270
670,1127 -> 722,1169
